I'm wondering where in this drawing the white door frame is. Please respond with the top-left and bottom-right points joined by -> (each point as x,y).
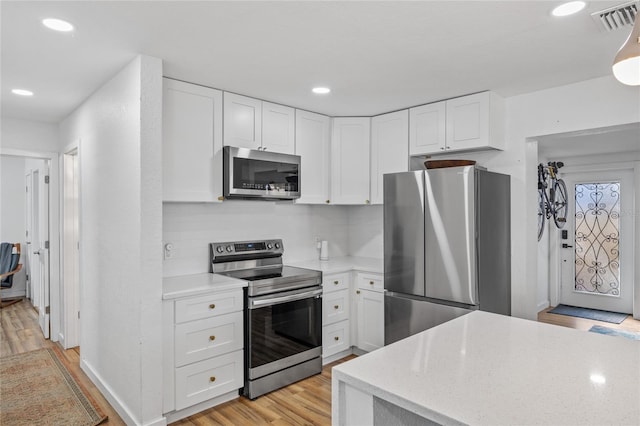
61,145 -> 80,348
1,148 -> 60,341
549,160 -> 640,318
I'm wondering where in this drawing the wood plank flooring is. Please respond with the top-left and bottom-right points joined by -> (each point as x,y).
537,306 -> 640,332
3,297 -> 639,426
0,299 -> 126,425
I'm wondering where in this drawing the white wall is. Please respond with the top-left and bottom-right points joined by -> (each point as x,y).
59,55 -> 163,426
0,155 -> 27,297
163,202 -> 350,276
1,117 -> 59,152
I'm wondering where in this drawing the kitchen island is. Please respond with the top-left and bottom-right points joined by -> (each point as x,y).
332,311 -> 640,426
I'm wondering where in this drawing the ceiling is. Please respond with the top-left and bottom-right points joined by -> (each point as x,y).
0,1 -> 634,124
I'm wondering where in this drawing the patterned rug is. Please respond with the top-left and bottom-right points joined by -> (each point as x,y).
0,348 -> 107,425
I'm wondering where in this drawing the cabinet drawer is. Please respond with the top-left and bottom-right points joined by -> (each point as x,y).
323,272 -> 350,293
175,350 -> 243,410
322,289 -> 349,326
175,311 -> 244,367
357,273 -> 384,292
175,290 -> 243,323
322,320 -> 350,357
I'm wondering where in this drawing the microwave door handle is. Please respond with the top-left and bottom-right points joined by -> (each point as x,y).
250,288 -> 322,309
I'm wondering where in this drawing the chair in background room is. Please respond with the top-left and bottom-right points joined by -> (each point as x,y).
0,242 -> 23,308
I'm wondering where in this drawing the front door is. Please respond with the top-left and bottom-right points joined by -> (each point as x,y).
560,169 -> 634,314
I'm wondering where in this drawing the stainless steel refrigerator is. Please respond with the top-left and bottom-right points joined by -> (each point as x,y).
384,166 -> 510,345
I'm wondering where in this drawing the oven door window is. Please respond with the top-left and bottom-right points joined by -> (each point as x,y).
249,296 -> 321,369
233,157 -> 299,192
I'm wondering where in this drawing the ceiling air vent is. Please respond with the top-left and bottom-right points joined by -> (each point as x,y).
591,1 -> 638,31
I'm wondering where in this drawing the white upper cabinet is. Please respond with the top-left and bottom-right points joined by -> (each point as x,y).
409,91 -> 504,156
295,110 -> 331,204
331,117 -> 371,205
162,78 -> 223,202
409,101 -> 446,155
262,101 -> 295,154
370,110 -> 409,205
223,92 -> 262,150
223,93 -> 295,154
446,91 -> 504,152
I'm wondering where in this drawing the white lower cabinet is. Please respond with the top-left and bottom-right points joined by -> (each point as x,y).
322,272 -> 352,362
164,289 -> 244,419
355,273 -> 385,353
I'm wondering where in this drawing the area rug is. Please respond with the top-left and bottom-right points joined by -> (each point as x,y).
0,348 -> 107,425
589,325 -> 640,341
548,304 -> 628,324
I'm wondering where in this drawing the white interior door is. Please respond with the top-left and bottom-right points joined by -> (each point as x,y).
63,150 -> 80,348
560,169 -> 634,314
25,172 -> 33,300
30,170 -> 41,309
30,164 -> 50,338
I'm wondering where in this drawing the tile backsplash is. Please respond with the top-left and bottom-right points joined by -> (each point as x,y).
163,201 -> 355,277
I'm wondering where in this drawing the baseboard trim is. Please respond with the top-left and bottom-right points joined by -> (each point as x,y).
164,390 -> 239,423
80,358 -> 140,425
322,348 -> 354,365
537,300 -> 550,313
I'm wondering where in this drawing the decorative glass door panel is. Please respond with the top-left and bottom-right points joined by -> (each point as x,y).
560,169 -> 633,314
574,182 -> 620,296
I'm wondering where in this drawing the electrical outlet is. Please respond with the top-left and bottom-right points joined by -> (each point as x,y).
164,242 -> 174,259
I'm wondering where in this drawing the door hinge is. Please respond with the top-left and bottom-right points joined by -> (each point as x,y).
44,175 -> 50,184
26,185 -> 29,192
78,311 -> 80,319
45,241 -> 50,249
45,306 -> 50,314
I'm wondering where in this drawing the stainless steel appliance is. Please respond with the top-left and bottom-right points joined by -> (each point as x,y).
223,146 -> 301,200
384,166 -> 511,345
210,239 -> 322,399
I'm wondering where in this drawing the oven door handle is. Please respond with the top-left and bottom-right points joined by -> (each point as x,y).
249,288 -> 322,309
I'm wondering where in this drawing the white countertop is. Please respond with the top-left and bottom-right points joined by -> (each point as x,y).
289,256 -> 383,275
162,273 -> 247,300
333,310 -> 640,426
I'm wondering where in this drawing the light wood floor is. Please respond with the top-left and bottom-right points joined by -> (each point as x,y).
537,306 -> 640,332
0,298 -> 126,425
3,298 -> 639,426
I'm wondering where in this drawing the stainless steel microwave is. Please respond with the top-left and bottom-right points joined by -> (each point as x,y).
223,146 -> 301,200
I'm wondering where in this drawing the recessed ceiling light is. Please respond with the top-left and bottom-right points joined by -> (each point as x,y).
12,89 -> 34,97
312,87 -> 331,94
42,18 -> 74,32
552,1 -> 586,17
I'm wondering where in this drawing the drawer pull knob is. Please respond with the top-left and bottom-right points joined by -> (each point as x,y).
334,305 -> 339,310
356,290 -> 361,294
326,200 -> 330,204
209,304 -> 216,309
369,281 -> 374,285
334,336 -> 339,341
210,376 -> 216,383
334,280 -> 339,285
209,335 -> 216,341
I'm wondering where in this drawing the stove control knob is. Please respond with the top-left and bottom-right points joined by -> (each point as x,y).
274,242 -> 281,249
267,243 -> 273,249
226,245 -> 233,253
216,246 -> 224,254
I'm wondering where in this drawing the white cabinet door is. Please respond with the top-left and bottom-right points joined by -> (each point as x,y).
262,102 -> 295,154
295,110 -> 331,204
356,289 -> 384,353
331,117 -> 371,205
409,101 -> 446,156
370,110 -> 409,204
223,92 -> 262,149
162,78 -> 223,202
445,91 -> 504,152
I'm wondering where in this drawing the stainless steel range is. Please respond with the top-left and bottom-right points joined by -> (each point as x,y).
210,239 -> 322,399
